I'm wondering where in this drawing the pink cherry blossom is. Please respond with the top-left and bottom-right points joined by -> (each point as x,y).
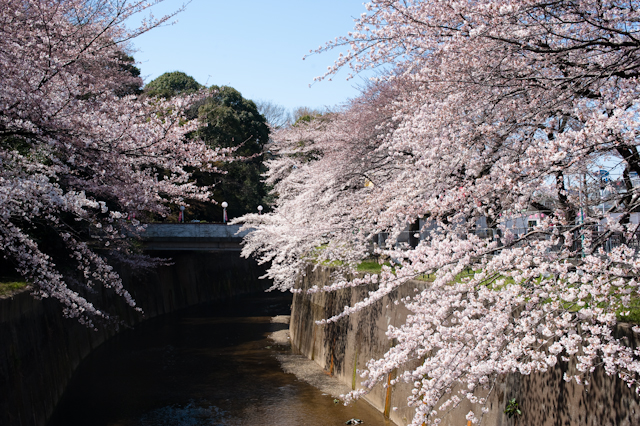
239,1 -> 640,424
1,0 -> 230,327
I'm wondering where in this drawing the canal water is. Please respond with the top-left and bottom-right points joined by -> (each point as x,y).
48,293 -> 391,426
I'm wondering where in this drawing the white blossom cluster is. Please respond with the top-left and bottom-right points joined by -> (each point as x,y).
239,1 -> 640,424
0,0 -> 230,327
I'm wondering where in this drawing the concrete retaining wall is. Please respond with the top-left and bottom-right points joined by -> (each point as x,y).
290,266 -> 640,426
0,251 -> 269,426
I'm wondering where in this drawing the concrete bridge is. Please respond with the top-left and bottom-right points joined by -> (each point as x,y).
141,223 -> 249,251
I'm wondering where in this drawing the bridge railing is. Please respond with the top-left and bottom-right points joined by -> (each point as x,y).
141,223 -> 250,251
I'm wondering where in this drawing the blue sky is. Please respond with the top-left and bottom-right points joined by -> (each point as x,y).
128,0 -> 371,112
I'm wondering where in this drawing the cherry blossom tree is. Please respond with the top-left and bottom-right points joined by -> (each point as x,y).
0,0 -> 230,326
239,1 -> 640,424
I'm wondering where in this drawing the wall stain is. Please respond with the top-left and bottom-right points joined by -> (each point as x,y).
290,265 -> 640,426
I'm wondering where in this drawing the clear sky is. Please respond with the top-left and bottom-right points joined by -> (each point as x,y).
128,0 -> 371,112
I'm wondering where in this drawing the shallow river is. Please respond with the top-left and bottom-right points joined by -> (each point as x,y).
48,293 -> 391,426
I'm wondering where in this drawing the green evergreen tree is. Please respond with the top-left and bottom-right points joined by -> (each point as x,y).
188,85 -> 270,220
144,73 -> 270,221
144,71 -> 202,98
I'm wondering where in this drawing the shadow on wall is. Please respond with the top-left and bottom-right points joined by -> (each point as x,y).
289,265 -> 640,426
0,251 -> 270,426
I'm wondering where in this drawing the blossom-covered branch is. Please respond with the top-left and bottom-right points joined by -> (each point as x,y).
0,0 -> 229,326
240,1 -> 640,424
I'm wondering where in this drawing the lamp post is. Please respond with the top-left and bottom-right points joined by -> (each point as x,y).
179,205 -> 185,223
257,205 -> 263,215
221,201 -> 228,224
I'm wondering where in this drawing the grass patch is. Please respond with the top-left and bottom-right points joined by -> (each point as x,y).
615,296 -> 640,324
560,288 -> 640,325
415,273 -> 436,281
356,259 -> 397,274
415,268 -> 481,283
321,259 -> 345,267
356,263 -> 475,282
616,310 -> 640,324
0,279 -> 28,297
328,256 -> 640,324
356,259 -> 384,273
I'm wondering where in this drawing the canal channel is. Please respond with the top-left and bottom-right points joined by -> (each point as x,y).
48,293 -> 391,426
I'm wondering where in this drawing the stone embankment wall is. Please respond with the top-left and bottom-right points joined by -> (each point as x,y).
290,266 -> 640,426
0,251 -> 269,426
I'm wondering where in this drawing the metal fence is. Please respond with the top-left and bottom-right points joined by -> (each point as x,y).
374,224 -> 640,255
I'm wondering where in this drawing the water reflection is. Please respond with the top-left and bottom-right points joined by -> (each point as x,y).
139,401 -> 226,426
49,293 -> 391,426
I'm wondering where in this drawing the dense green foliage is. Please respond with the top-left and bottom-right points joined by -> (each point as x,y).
144,71 -> 202,98
188,85 -> 270,220
144,73 -> 270,220
114,53 -> 143,97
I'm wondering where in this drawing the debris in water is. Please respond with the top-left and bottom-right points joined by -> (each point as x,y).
345,419 -> 363,425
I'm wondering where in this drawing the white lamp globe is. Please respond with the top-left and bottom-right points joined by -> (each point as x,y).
221,201 -> 228,208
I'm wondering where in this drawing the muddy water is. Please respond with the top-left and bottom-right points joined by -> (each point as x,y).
48,293 -> 391,426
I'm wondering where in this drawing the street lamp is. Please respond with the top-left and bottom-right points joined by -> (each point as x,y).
257,205 -> 263,215
179,205 -> 185,223
221,201 -> 228,224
